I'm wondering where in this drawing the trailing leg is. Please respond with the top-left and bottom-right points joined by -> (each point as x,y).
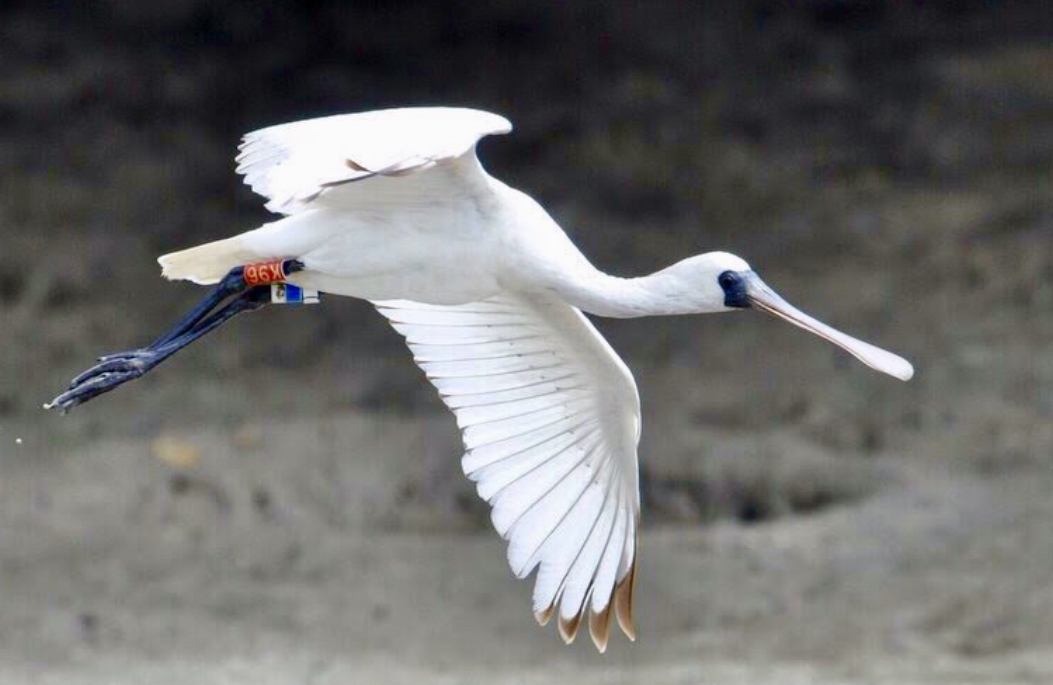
46,259 -> 308,413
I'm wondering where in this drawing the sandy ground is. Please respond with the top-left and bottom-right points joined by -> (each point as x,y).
2,3 -> 1053,683
3,415 -> 1053,684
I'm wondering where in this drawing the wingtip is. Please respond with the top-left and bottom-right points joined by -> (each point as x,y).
557,612 -> 582,644
534,603 -> 556,627
495,113 -> 513,135
614,555 -> 638,641
588,602 -> 613,653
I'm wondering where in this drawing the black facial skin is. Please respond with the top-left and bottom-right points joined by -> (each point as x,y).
718,270 -> 750,309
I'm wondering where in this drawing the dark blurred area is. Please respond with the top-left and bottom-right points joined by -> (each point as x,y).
2,1 -> 1053,681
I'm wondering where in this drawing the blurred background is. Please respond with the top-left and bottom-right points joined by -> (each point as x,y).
2,1 -> 1052,682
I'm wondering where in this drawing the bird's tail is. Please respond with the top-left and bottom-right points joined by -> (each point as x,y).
158,236 -> 257,285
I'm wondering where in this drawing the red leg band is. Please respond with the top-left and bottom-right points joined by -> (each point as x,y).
243,259 -> 289,286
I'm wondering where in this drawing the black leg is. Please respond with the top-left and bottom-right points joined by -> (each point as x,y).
45,260 -> 305,413
148,267 -> 252,347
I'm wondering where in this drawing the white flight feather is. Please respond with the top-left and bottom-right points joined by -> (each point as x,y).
373,294 -> 640,639
236,106 -> 511,214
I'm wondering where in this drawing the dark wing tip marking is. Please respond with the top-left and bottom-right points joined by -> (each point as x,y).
345,157 -> 371,172
613,548 -> 638,642
588,601 -> 614,652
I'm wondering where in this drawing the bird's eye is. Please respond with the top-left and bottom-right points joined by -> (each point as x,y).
718,271 -> 738,289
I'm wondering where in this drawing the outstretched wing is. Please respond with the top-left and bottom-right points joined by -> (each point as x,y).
235,107 -> 511,214
373,293 -> 641,652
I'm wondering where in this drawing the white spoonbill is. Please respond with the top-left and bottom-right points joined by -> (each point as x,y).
48,107 -> 913,651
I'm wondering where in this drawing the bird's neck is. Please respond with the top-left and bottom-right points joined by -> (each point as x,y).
554,267 -> 703,319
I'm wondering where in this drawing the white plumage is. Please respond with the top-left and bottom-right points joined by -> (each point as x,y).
155,106 -> 913,651
235,108 -> 511,215
374,294 -> 640,645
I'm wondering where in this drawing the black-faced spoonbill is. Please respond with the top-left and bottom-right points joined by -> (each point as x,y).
47,107 -> 913,651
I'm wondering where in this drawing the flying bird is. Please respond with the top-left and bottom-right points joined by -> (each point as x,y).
47,107 -> 913,651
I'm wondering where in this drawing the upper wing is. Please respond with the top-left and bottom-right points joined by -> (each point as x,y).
235,107 -> 511,214
373,293 -> 641,652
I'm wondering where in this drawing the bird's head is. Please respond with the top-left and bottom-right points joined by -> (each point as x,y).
663,251 -> 913,381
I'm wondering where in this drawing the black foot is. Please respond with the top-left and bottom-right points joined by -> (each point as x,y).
46,349 -> 163,413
